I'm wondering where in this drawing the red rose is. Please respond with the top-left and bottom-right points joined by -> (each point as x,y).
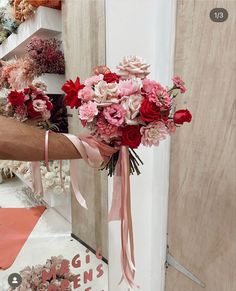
27,101 -> 42,119
62,77 -> 85,109
140,99 -> 161,122
122,125 -> 142,148
103,72 -> 119,83
173,109 -> 192,124
7,90 -> 25,106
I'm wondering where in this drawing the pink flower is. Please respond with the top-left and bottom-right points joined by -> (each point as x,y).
141,121 -> 169,147
78,86 -> 94,101
172,76 -> 186,93
84,74 -> 104,86
103,104 -> 126,126
97,115 -> 121,141
94,81 -> 119,102
117,56 -> 150,80
118,79 -> 141,96
79,101 -> 98,122
142,79 -> 171,107
32,99 -> 47,112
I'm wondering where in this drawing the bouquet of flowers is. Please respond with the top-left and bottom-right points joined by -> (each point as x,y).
62,56 -> 192,176
6,84 -> 53,123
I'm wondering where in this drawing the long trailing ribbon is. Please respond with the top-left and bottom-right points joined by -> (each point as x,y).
109,146 -> 137,289
31,131 -> 137,288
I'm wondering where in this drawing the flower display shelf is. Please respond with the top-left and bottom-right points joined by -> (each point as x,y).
13,170 -> 72,223
0,7 -> 62,60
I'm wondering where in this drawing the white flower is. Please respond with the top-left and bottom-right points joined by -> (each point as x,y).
122,94 -> 143,125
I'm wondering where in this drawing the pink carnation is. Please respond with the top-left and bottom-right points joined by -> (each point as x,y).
97,115 -> 121,141
142,79 -> 171,107
103,104 -> 126,126
141,121 -> 169,147
172,76 -> 186,93
79,101 -> 98,122
118,79 -> 140,96
84,74 -> 104,86
78,86 -> 94,101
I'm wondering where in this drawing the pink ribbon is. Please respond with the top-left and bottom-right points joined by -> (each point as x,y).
31,161 -> 43,198
31,132 -> 137,288
109,146 -> 137,289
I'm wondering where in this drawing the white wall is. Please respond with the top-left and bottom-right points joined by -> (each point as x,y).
106,0 -> 176,290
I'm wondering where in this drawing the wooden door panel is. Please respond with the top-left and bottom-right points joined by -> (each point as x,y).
166,1 -> 236,291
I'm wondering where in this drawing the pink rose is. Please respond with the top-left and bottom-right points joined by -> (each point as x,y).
79,101 -> 98,122
172,76 -> 186,93
94,81 -> 119,102
78,86 -> 94,101
117,56 -> 150,80
84,74 -> 104,86
118,79 -> 141,96
141,121 -> 169,147
32,99 -> 47,112
103,104 -> 126,126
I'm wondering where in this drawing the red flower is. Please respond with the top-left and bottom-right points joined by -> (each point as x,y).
103,72 -> 119,83
140,99 -> 161,122
27,101 -> 42,119
7,91 -> 25,106
173,109 -> 192,124
62,77 -> 85,109
122,125 -> 142,148
46,100 -> 53,111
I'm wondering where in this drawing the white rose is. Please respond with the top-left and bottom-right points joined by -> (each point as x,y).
122,94 -> 143,125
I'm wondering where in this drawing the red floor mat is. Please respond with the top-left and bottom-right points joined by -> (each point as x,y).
0,206 -> 46,270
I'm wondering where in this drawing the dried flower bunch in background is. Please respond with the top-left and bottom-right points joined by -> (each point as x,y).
0,1 -> 19,44
0,37 -> 65,90
26,37 -> 65,75
8,255 -> 74,291
14,0 -> 61,22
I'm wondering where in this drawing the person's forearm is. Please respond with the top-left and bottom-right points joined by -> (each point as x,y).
0,116 -> 81,161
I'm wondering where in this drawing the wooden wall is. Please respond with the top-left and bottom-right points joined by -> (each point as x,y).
166,1 -> 236,291
62,0 -> 108,258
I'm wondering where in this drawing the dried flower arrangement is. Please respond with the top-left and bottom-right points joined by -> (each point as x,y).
26,37 -> 65,75
14,0 -> 61,23
0,1 -> 19,44
0,38 -> 65,90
